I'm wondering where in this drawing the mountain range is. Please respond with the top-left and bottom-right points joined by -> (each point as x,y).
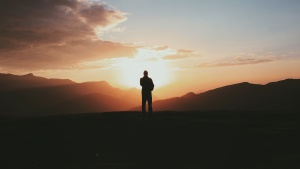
0,73 -> 299,116
0,73 -> 146,116
142,79 -> 300,112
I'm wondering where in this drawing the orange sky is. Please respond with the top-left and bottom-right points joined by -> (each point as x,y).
0,0 -> 300,98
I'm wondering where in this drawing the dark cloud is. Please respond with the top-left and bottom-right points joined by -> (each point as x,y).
79,4 -> 126,28
0,0 -> 89,50
0,0 -> 134,70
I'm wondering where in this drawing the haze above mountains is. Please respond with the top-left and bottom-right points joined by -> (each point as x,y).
0,73 -> 299,116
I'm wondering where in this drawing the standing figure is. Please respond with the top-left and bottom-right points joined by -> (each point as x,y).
140,70 -> 154,115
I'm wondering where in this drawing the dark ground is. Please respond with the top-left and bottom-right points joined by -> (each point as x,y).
1,111 -> 300,169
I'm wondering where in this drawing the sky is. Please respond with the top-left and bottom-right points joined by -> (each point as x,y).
0,0 -> 300,98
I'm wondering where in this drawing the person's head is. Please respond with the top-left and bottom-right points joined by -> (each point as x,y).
143,70 -> 148,77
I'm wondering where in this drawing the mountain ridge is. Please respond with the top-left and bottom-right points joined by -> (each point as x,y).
146,78 -> 300,112
0,73 -> 75,92
0,73 -> 142,115
1,73 -> 299,115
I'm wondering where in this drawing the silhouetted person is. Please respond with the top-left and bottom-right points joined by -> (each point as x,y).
140,70 -> 154,115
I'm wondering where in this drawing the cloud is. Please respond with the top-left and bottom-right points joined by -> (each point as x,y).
0,0 -> 135,70
152,46 -> 169,51
0,39 -> 136,70
163,49 -> 200,60
194,57 -> 274,68
177,49 -> 194,53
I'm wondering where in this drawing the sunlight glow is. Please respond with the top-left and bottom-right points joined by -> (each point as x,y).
116,48 -> 174,88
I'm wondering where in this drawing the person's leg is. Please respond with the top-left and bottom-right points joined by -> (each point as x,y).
148,93 -> 152,114
142,93 -> 146,115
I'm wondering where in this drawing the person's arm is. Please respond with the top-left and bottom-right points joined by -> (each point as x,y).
151,79 -> 154,91
140,78 -> 143,87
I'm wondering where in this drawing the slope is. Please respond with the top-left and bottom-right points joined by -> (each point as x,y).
145,79 -> 300,111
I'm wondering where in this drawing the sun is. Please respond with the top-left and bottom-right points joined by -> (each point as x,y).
116,48 -> 174,89
119,60 -> 172,88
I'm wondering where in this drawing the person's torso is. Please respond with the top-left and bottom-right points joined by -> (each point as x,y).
141,77 -> 153,92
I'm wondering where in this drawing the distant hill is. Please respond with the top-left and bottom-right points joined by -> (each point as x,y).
0,73 -> 74,92
134,79 -> 300,112
0,73 -> 143,116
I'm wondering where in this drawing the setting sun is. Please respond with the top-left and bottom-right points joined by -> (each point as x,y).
116,48 -> 174,88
